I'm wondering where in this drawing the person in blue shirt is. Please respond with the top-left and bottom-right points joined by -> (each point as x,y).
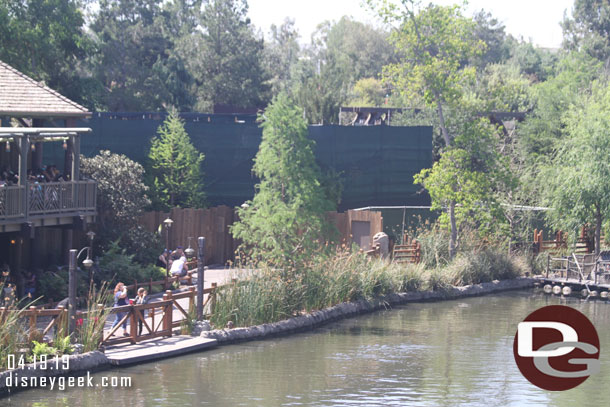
111,282 -> 129,336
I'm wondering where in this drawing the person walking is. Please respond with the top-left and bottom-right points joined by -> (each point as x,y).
111,282 -> 129,336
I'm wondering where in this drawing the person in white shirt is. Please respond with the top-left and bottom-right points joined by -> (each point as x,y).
169,250 -> 188,277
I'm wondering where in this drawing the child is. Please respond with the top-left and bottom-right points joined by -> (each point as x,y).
135,288 -> 150,336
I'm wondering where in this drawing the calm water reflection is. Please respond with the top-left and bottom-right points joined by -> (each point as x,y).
5,290 -> 610,406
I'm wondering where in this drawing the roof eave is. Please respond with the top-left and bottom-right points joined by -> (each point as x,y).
0,111 -> 91,119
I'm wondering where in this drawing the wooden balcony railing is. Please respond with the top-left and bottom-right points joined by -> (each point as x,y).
0,185 -> 25,218
0,180 -> 96,222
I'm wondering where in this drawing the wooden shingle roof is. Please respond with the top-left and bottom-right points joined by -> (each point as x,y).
0,60 -> 90,118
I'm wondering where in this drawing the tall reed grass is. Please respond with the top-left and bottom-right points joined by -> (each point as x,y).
211,245 -> 529,329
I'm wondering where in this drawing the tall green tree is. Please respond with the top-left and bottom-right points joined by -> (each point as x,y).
263,18 -> 301,98
185,0 -> 269,111
414,118 -> 514,240
90,0 -> 197,111
0,0 -> 97,106
148,110 -> 205,210
562,0 -> 610,62
372,0 -> 485,257
231,94 -> 335,269
292,16 -> 395,124
542,82 -> 610,256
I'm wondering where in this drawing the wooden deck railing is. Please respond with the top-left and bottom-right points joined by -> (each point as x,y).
392,233 -> 421,264
3,280 -> 223,348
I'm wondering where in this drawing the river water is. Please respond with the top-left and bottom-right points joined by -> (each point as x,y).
4,290 -> 610,406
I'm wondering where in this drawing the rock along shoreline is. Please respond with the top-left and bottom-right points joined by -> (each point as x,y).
0,277 -> 535,395
197,277 -> 536,343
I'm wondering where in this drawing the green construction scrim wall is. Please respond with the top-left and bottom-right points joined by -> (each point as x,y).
43,113 -> 432,210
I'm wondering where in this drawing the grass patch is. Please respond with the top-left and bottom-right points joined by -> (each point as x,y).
210,246 -> 527,328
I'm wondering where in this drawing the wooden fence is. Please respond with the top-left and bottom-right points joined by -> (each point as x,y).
140,207 -> 384,265
326,209 -> 383,249
139,206 -> 236,265
1,283 -> 222,347
533,227 -> 593,254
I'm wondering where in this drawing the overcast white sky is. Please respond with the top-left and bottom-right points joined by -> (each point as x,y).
247,0 -> 574,48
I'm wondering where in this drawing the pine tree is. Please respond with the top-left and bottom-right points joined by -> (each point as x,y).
231,94 -> 335,269
148,110 -> 205,210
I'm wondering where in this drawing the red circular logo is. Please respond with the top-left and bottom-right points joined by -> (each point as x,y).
513,305 -> 600,391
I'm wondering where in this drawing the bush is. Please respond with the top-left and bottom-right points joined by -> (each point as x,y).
439,247 -> 529,286
95,241 -> 165,288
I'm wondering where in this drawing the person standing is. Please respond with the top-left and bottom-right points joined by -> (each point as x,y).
135,288 -> 149,336
111,282 -> 129,336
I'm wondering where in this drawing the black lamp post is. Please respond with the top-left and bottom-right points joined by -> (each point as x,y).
163,217 -> 173,289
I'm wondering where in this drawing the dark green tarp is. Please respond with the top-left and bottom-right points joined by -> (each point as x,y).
43,113 -> 432,210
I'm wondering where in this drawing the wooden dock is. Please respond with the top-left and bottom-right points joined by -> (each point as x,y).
104,335 -> 218,366
536,276 -> 610,291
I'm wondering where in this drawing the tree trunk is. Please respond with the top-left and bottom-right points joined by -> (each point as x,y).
595,204 -> 601,257
436,98 -> 451,147
449,201 -> 457,259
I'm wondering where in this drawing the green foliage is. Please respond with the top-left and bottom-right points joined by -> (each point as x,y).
440,248 -> 525,286
541,81 -> 610,254
476,63 -> 533,112
0,0 -> 97,107
348,77 -> 387,107
95,241 -> 165,287
210,250 -> 425,327
263,18 -> 301,98
414,118 -> 515,240
380,1 -> 485,113
37,268 -> 89,303
231,94 -> 336,269
28,341 -> 57,362
506,38 -> 557,82
148,110 -> 205,210
562,0 -> 610,62
210,245 -> 529,327
89,0 -> 197,111
292,16 -> 395,124
76,283 -> 113,352
52,335 -> 73,356
189,0 -> 269,110
81,150 -> 161,264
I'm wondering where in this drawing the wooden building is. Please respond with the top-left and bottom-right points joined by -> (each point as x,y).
0,60 -> 96,293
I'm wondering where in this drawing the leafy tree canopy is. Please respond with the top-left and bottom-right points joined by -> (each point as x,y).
542,81 -> 610,255
562,0 -> 610,63
0,0 -> 97,106
81,151 -> 161,263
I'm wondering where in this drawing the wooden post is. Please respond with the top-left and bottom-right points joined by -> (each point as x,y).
163,290 -> 173,337
68,249 -> 77,335
130,304 -> 137,344
210,283 -> 217,316
57,305 -> 65,337
196,237 -> 205,320
188,286 -> 195,313
28,306 -> 37,341
546,253 -> 550,278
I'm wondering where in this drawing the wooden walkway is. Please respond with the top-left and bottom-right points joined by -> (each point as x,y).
104,335 -> 217,366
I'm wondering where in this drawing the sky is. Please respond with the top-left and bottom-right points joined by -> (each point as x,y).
247,0 -> 575,49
